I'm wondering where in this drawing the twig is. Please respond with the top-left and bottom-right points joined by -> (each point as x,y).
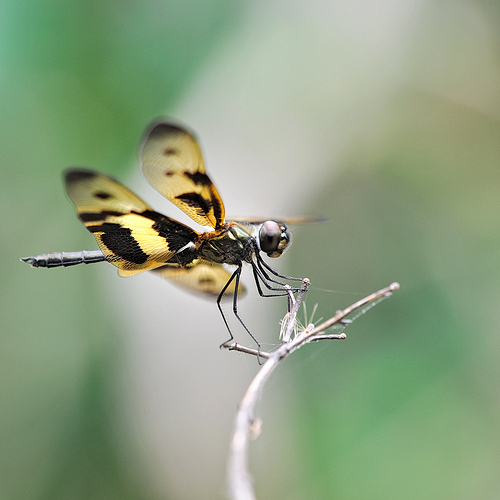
282,278 -> 310,342
225,281 -> 400,500
226,343 -> 271,359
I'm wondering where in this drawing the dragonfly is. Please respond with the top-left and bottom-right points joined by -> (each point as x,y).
21,121 -> 305,348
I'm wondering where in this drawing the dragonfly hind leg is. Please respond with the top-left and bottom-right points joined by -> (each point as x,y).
217,265 -> 261,351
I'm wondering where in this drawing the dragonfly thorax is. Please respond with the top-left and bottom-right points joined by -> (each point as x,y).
198,224 -> 255,265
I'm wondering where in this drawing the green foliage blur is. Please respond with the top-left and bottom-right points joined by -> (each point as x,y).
3,1 -> 500,499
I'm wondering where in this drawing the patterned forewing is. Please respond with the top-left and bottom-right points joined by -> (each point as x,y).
141,123 -> 225,228
65,168 -> 198,275
153,259 -> 245,297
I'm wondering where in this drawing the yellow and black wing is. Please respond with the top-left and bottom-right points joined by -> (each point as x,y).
141,122 -> 225,229
65,168 -> 199,276
153,259 -> 245,297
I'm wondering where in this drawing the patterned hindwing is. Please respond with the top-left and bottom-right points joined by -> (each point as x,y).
141,122 -> 225,229
153,259 -> 246,298
65,168 -> 199,276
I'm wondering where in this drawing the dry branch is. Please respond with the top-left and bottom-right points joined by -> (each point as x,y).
224,281 -> 400,500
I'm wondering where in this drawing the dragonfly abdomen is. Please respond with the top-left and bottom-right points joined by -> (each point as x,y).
21,250 -> 106,268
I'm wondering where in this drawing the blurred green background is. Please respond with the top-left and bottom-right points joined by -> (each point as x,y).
3,1 -> 500,499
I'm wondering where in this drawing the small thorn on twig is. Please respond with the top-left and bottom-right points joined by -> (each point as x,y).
303,323 -> 314,334
249,418 -> 262,438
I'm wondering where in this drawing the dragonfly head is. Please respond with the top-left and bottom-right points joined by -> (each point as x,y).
258,221 -> 290,258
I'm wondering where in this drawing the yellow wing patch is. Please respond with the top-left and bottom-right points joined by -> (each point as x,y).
65,168 -> 151,213
141,122 -> 225,228
153,259 -> 245,298
65,168 -> 199,275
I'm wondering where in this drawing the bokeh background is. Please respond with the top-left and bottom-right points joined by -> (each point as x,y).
3,1 -> 500,499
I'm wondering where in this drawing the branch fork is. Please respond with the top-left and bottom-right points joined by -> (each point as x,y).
224,280 -> 400,500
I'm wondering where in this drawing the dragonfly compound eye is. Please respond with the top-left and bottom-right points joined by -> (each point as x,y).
259,221 -> 289,257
